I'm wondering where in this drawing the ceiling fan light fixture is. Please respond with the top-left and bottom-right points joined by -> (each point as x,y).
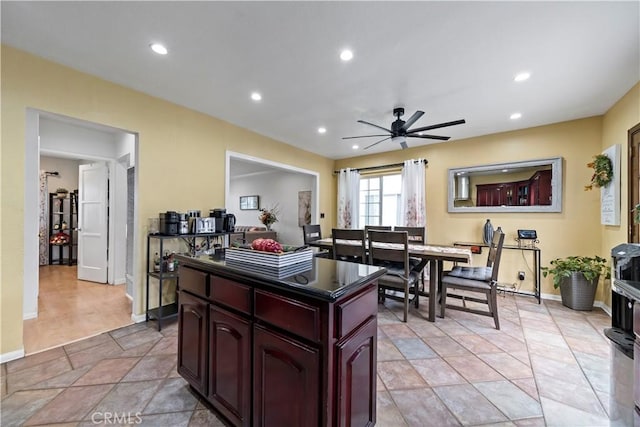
391,135 -> 406,144
340,49 -> 353,61
150,43 -> 168,55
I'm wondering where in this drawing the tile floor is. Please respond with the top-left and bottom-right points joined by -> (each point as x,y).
1,292 -> 624,426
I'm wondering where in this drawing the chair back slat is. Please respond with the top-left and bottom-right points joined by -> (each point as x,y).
487,229 -> 505,281
367,230 -> 410,273
393,226 -> 426,243
332,228 -> 366,263
303,224 -> 322,244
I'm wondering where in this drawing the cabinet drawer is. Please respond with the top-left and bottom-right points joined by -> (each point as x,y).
211,276 -> 252,315
180,266 -> 208,298
255,290 -> 320,343
335,284 -> 377,340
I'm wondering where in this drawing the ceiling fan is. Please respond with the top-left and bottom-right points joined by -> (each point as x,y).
343,107 -> 466,150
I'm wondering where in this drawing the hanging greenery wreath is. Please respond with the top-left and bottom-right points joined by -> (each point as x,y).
584,154 -> 613,191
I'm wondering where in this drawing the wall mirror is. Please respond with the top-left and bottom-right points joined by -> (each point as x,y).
448,157 -> 563,213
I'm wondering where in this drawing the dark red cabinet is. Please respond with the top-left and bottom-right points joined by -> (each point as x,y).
476,170 -> 551,206
177,259 -> 379,427
253,324 -> 320,427
530,169 -> 552,205
335,316 -> 377,427
177,291 -> 208,395
208,305 -> 251,427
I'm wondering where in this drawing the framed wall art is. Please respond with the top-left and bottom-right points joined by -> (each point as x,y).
240,195 -> 260,210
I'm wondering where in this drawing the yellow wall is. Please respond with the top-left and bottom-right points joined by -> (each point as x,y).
600,83 -> 640,306
0,46 -> 335,355
336,114 -> 637,301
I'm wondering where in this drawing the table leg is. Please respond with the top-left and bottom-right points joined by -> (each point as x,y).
428,259 -> 437,322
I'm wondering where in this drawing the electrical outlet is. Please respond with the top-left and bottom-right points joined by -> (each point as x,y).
518,271 -> 525,281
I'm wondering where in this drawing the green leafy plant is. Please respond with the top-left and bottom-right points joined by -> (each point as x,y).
584,154 -> 613,190
541,255 -> 610,289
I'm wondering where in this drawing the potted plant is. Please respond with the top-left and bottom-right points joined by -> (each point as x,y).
55,188 -> 69,199
541,255 -> 610,310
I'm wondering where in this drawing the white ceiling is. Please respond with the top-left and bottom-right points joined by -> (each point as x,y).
2,1 -> 638,159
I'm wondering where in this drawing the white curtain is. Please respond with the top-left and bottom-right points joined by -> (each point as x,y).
400,159 -> 426,227
337,168 -> 360,229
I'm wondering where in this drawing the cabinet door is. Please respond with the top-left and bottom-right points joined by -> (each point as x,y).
177,291 -> 208,395
476,186 -> 491,206
208,305 -> 251,427
253,324 -> 320,427
335,316 -> 377,427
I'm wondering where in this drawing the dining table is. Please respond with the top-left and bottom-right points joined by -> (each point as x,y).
307,237 -> 472,322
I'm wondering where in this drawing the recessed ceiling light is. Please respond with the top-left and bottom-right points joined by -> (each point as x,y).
150,43 -> 168,55
510,112 -> 522,120
317,127 -> 327,134
250,92 -> 262,101
340,49 -> 354,61
514,72 -> 530,82
352,144 -> 359,150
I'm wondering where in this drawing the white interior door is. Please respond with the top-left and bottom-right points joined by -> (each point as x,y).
78,162 -> 108,283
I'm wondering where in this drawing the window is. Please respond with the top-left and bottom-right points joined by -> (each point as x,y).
359,174 -> 401,227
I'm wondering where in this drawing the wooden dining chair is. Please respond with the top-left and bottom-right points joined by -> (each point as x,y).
332,228 -> 366,263
394,226 -> 427,297
440,228 -> 505,329
368,230 -> 420,322
364,225 -> 392,238
303,224 -> 329,258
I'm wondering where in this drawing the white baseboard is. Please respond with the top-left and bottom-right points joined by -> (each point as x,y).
1,348 -> 25,363
23,311 -> 37,320
114,277 -> 126,285
131,313 -> 146,323
540,293 -> 611,316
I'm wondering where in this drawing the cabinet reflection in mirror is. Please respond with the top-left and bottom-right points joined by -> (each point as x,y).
448,157 -> 563,213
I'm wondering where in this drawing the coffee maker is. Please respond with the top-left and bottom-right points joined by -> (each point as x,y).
211,209 -> 227,233
210,209 -> 236,233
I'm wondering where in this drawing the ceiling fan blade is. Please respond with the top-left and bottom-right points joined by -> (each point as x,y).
408,134 -> 451,141
342,134 -> 390,140
357,120 -> 392,133
364,136 -> 391,150
401,110 -> 424,131
400,140 -> 409,149
406,119 -> 466,134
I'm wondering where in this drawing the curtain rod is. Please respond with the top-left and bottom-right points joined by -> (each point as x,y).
333,159 -> 427,174
45,171 -> 59,176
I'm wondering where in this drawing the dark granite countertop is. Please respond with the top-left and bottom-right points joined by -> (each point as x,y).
175,251 -> 386,301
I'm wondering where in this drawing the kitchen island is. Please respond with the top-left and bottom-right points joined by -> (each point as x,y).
175,251 -> 385,427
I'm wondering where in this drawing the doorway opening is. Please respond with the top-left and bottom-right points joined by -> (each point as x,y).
24,109 -> 139,355
226,151 -> 320,246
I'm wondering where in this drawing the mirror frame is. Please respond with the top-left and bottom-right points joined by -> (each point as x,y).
448,157 -> 563,213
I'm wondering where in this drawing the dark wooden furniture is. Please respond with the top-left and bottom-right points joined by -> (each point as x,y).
307,238 -> 471,322
368,230 -> 419,322
302,224 -> 322,244
332,228 -> 366,263
146,232 -> 229,331
441,230 -> 505,329
476,169 -> 552,207
48,191 -> 77,265
176,254 -> 385,426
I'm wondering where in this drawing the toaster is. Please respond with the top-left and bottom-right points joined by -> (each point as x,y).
194,217 -> 215,234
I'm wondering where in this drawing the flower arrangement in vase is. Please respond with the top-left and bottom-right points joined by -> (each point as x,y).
258,204 -> 279,231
